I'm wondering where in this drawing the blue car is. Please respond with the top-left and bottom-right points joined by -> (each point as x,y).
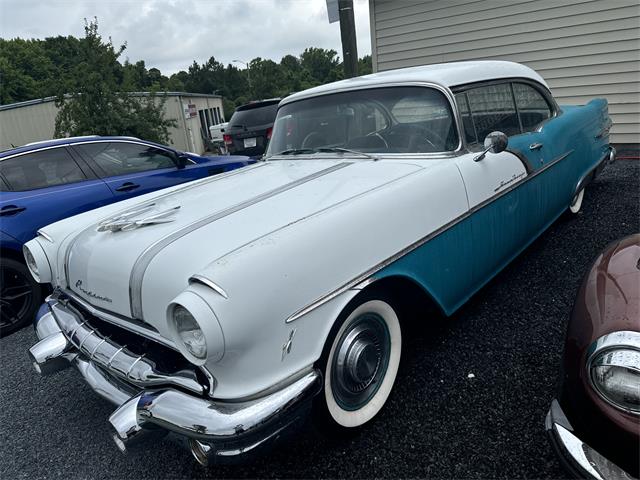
0,135 -> 254,335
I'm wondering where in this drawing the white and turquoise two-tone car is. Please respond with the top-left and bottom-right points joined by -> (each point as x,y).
25,61 -> 614,465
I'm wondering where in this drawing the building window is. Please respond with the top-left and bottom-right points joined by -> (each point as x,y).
198,109 -> 208,138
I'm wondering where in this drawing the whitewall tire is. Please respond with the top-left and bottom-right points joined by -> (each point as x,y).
320,298 -> 402,429
570,188 -> 585,214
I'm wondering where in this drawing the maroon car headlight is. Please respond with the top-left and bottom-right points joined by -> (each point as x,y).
588,332 -> 640,414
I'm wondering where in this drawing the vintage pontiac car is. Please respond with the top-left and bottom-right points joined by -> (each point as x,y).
25,61 -> 615,465
546,234 -> 639,479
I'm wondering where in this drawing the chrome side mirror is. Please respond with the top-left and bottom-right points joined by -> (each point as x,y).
474,131 -> 508,162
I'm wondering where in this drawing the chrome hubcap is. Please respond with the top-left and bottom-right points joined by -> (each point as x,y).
331,313 -> 390,411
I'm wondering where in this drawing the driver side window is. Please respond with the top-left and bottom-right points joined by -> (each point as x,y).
77,142 -> 176,177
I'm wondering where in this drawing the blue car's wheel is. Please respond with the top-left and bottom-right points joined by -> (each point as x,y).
0,258 -> 43,337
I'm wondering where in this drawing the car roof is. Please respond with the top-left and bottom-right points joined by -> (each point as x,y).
0,136 -> 174,159
280,61 -> 548,106
236,98 -> 281,111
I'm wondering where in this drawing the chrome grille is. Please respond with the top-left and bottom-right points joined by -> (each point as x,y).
49,295 -> 207,396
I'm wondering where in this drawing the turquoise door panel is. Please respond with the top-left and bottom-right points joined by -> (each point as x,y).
375,100 -> 610,317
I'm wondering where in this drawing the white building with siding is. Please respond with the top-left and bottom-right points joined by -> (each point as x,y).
368,0 -> 639,145
0,92 -> 226,153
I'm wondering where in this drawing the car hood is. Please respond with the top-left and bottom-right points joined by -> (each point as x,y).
63,158 -> 434,322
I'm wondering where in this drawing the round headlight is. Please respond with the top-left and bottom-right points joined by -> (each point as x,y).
173,305 -> 207,360
590,348 -> 640,414
23,246 -> 40,281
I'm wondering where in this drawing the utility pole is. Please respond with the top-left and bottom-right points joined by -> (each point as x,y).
338,0 -> 358,78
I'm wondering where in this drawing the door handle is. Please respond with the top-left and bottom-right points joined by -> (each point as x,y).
0,205 -> 26,216
529,143 -> 543,151
115,182 -> 140,192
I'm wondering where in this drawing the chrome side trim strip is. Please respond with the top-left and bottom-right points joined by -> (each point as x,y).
189,275 -> 229,299
129,162 -> 353,319
62,161 -> 269,288
286,149 -> 574,323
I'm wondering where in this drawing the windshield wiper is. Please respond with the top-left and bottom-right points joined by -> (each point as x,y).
274,148 -> 318,156
271,147 -> 379,160
315,147 -> 379,161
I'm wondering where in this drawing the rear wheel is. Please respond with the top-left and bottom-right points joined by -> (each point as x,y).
569,187 -> 585,214
0,257 -> 43,337
315,296 -> 402,431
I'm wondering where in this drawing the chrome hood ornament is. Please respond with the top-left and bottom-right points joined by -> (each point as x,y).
97,204 -> 181,232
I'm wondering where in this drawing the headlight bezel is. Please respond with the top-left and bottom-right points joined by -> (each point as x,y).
22,242 -> 52,284
586,331 -> 640,415
167,291 -> 225,366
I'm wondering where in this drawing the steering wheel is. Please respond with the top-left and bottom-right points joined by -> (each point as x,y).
366,131 -> 389,148
389,124 -> 446,151
301,131 -> 326,149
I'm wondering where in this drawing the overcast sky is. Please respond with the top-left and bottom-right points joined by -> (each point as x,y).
0,0 -> 371,74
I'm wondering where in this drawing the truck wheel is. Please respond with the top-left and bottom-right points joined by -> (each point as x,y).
315,296 -> 402,431
0,258 -> 43,337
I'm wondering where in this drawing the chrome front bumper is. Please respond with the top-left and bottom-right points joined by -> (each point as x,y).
545,399 -> 635,480
29,297 -> 321,465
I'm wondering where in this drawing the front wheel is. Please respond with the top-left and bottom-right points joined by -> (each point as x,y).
315,297 -> 402,431
0,257 -> 43,337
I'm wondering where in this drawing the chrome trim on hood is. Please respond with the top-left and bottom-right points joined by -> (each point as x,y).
129,162 -> 353,319
189,275 -> 228,299
63,162 -> 269,289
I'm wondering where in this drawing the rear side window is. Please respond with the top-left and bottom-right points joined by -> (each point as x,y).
229,103 -> 279,128
76,142 -> 176,177
0,148 -> 86,191
466,83 -> 521,140
513,83 -> 552,131
455,93 -> 477,145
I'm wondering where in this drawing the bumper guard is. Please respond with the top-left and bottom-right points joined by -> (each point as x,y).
545,399 -> 635,479
29,297 -> 321,465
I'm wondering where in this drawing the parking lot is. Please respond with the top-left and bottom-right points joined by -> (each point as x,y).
1,159 -> 638,479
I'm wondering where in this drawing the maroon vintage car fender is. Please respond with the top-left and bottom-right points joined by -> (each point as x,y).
559,233 -> 640,476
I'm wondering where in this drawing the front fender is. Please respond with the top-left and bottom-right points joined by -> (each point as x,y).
0,230 -> 22,253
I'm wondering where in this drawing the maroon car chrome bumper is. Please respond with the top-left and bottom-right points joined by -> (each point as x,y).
545,399 -> 636,479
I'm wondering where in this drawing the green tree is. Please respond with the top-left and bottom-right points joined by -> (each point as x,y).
300,47 -> 341,84
358,55 -> 373,76
54,19 -> 176,143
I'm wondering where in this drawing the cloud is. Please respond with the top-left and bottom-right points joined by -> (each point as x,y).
0,0 -> 371,74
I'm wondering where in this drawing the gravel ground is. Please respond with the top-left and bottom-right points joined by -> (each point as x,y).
1,160 -> 638,480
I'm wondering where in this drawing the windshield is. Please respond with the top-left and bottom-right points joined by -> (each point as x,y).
266,86 -> 458,157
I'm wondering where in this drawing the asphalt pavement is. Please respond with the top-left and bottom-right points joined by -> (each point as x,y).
1,159 -> 638,479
